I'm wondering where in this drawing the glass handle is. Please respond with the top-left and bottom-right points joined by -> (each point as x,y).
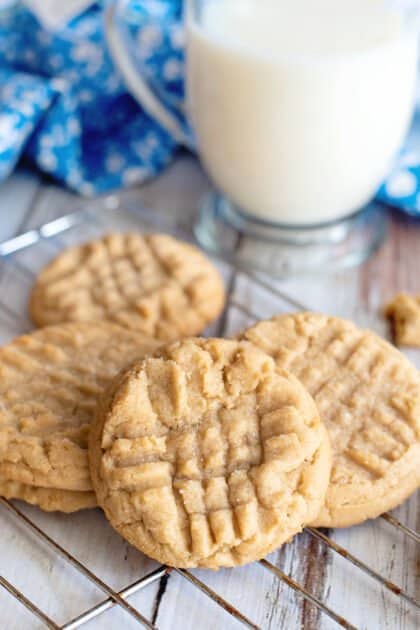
104,3 -> 189,146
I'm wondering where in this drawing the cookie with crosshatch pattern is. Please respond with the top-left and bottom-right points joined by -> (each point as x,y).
238,312 -> 420,528
0,322 -> 160,510
89,337 -> 331,569
29,232 -> 225,341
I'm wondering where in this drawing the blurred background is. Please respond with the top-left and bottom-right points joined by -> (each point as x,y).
0,0 -> 419,216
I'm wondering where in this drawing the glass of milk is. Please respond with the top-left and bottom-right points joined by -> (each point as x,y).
105,0 -> 419,273
187,0 -> 419,273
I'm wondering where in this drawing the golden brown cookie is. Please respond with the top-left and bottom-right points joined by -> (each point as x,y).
0,479 -> 96,512
0,322 -> 160,494
89,338 -> 331,569
30,233 -> 225,341
385,293 -> 420,347
239,312 -> 420,528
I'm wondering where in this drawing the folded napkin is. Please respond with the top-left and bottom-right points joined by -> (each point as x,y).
0,1 -> 183,195
0,0 -> 419,218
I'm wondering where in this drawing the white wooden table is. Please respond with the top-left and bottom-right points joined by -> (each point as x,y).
0,158 -> 418,630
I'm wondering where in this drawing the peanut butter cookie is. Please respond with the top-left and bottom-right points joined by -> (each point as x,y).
0,479 -> 96,512
0,322 -> 160,503
30,233 -> 225,341
239,312 -> 420,527
385,293 -> 420,347
89,338 -> 331,569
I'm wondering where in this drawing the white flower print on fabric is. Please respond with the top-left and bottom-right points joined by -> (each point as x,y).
105,152 -> 125,174
38,150 -> 58,171
137,24 -> 163,56
385,170 -> 418,198
170,24 -> 184,49
0,114 -> 21,152
122,166 -> 149,185
66,167 -> 83,187
67,117 -> 81,136
163,58 -> 182,81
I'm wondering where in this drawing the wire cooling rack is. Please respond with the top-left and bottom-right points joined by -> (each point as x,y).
0,199 -> 418,630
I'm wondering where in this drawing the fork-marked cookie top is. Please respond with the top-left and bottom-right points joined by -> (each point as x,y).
30,233 -> 225,341
89,337 -> 331,568
239,312 -> 420,527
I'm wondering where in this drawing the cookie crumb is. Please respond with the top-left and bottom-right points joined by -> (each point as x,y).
385,293 -> 420,347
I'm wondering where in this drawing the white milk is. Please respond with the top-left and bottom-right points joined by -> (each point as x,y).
187,0 -> 419,225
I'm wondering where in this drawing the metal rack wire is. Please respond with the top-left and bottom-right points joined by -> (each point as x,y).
0,202 -> 418,630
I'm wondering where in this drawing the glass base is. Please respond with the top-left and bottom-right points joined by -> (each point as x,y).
194,194 -> 388,276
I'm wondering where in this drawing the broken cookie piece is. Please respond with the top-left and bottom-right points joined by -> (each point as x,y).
385,293 -> 420,347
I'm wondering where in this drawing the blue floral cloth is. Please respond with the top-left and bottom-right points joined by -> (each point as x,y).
0,0 -> 419,215
0,0 -> 183,195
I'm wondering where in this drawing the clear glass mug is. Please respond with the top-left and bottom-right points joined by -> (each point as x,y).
105,0 -> 420,274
